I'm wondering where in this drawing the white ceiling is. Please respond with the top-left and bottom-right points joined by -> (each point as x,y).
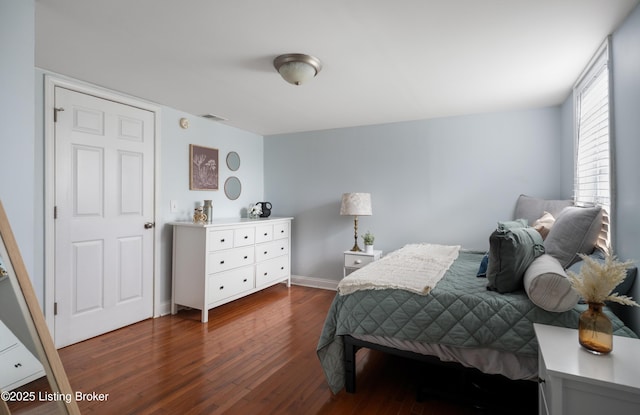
35,0 -> 639,136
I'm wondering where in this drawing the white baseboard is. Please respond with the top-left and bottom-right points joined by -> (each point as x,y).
157,277 -> 337,319
291,275 -> 338,291
155,300 -> 172,318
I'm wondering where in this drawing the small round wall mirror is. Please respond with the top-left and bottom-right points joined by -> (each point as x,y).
224,176 -> 242,200
226,151 -> 240,171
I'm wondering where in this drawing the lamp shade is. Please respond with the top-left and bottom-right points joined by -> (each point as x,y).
340,193 -> 372,216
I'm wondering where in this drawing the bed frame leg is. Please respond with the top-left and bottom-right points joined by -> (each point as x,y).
344,337 -> 357,393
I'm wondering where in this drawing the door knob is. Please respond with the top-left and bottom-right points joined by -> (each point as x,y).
144,222 -> 155,229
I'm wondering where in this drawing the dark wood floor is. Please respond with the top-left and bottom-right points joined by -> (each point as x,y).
53,285 -> 536,414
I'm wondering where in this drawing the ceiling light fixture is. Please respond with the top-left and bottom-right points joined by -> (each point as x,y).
273,53 -> 322,85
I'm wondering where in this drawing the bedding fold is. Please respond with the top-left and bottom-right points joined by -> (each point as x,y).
338,243 -> 460,295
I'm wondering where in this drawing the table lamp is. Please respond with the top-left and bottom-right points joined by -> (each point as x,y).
340,192 -> 372,252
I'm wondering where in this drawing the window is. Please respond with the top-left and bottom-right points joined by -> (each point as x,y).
574,38 -> 612,251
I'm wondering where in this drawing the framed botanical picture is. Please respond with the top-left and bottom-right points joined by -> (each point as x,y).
190,144 -> 219,190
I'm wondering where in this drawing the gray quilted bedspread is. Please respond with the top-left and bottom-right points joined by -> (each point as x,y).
316,250 -> 637,393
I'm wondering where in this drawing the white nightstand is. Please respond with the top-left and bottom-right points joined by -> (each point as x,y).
343,250 -> 382,277
534,323 -> 640,415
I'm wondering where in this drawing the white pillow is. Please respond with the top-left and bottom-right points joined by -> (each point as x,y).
524,254 -> 579,312
532,211 -> 555,240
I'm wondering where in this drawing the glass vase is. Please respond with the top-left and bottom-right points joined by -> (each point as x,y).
578,302 -> 613,354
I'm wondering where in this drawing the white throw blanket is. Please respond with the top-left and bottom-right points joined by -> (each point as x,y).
338,243 -> 461,295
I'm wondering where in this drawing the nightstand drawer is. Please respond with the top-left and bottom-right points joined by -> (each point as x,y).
344,254 -> 374,269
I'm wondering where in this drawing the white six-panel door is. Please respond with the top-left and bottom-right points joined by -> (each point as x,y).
54,86 -> 154,347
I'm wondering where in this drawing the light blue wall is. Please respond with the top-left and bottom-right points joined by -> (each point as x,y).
558,4 -> 640,334
156,107 -> 263,307
32,69 -> 264,311
610,4 -> 640,332
265,107 -> 565,282
5,0 -> 639,334
0,0 -> 35,278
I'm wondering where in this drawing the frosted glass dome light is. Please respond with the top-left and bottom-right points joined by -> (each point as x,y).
273,53 -> 323,85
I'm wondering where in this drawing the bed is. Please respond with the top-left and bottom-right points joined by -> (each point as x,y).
316,195 -> 638,394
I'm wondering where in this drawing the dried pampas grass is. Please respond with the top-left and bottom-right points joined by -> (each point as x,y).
567,252 -> 639,306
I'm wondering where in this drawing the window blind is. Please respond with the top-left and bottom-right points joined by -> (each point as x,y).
574,40 -> 611,250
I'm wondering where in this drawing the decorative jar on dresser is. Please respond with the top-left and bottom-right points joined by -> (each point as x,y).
171,217 -> 293,322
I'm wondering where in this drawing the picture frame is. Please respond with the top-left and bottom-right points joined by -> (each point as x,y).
190,144 -> 219,191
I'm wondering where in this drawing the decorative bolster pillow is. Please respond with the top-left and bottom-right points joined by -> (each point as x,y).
523,254 -> 580,312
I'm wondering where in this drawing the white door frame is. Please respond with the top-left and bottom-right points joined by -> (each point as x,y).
43,74 -> 163,335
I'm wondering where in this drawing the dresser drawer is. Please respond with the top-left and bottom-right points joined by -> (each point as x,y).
207,229 -> 234,251
255,224 -> 273,243
256,239 -> 288,262
0,345 -> 45,391
234,227 -> 255,247
208,246 -> 255,273
273,222 -> 289,240
256,255 -> 289,287
208,266 -> 254,303
344,253 -> 375,269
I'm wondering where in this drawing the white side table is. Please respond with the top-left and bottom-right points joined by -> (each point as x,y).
534,323 -> 640,415
343,250 -> 382,277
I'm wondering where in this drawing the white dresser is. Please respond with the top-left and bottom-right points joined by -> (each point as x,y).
171,217 -> 293,323
0,319 -> 45,391
534,323 -> 640,415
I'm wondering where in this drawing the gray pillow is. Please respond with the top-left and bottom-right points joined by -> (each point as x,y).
524,254 -> 579,312
487,222 -> 545,293
544,206 -> 603,268
513,194 -> 573,225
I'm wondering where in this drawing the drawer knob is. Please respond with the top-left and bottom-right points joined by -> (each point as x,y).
264,272 -> 268,276
220,238 -> 225,242
264,233 -> 268,236
219,286 -> 224,290
14,363 -> 23,368
280,266 -> 284,270
220,260 -> 225,264
355,259 -> 362,264
244,255 -> 248,259
243,278 -> 248,282
264,251 -> 268,255
244,235 -> 248,239
280,247 -> 284,250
